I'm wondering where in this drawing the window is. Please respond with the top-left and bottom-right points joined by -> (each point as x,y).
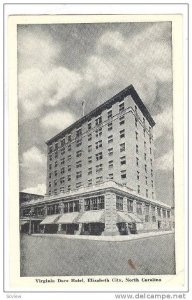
135,118 -> 138,128
88,156 -> 92,164
55,151 -> 58,159
67,155 -> 71,161
55,142 -> 58,150
120,156 -> 126,165
68,165 -> 71,172
68,144 -> 71,151
145,176 -> 148,185
120,129 -> 125,139
61,147 -> 65,155
151,180 -> 154,188
136,202 -> 142,215
137,171 -> 140,180
76,150 -> 82,158
108,135 -> 113,144
150,147 -> 152,155
96,152 -> 103,161
167,210 -> 171,218
138,185 -> 140,194
60,187 -> 64,193
108,148 -> 113,156
95,127 -> 102,137
145,204 -> 149,215
49,164 -> 52,170
76,128 -> 82,138
54,179 -> 57,186
108,173 -> 113,179
61,158 -> 65,165
68,175 -> 71,181
69,202 -> 73,212
61,138 -> 65,147
152,192 -> 154,199
60,177 -> 65,184
49,154 -> 52,161
96,140 -> 102,149
76,182 -> 82,188
121,170 -> 126,179
49,173 -> 51,179
163,209 -> 166,218
88,179 -> 92,186
76,160 -> 82,168
88,133 -> 92,141
120,143 -> 125,152
108,160 -> 113,168
116,196 -> 123,211
61,167 -> 65,174
88,122 -> 92,130
144,153 -> 147,160
96,176 -> 103,184
48,182 -> 51,187
108,122 -> 113,131
146,189 -> 148,198
157,207 -> 161,217
88,167 -> 92,175
68,185 -> 71,191
68,134 -> 71,142
136,144 -> 139,154
145,215 -> 149,222
84,196 -> 104,211
127,199 -> 133,212
151,169 -> 153,177
143,128 -> 146,137
144,141 -> 146,149
135,131 -> 138,141
55,170 -> 58,176
136,157 -> 139,167
55,161 -> 58,168
95,116 -> 102,126
119,115 -> 125,125
88,145 -> 92,153
96,164 -> 103,173
150,158 -> 153,167
119,102 -> 125,113
76,138 -> 82,147
48,145 -> 53,154
145,164 -> 147,173
108,110 -> 112,119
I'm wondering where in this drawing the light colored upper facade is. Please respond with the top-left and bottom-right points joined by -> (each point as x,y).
46,85 -> 156,202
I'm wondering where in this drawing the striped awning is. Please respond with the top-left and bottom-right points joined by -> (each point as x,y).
128,213 -> 142,223
40,214 -> 61,225
77,210 -> 105,223
56,212 -> 79,224
117,211 -> 133,223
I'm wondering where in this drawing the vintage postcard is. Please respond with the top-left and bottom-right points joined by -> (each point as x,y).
5,11 -> 187,293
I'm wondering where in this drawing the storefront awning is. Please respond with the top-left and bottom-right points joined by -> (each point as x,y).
20,220 -> 29,226
56,212 -> 80,224
128,213 -> 142,223
117,211 -> 133,223
40,214 -> 61,225
77,210 -> 105,223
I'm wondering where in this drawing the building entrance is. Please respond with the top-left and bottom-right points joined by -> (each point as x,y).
83,223 -> 105,235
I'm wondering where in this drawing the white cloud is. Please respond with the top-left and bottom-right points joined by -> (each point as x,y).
21,146 -> 46,170
40,111 -> 75,131
155,149 -> 173,171
153,107 -> 173,140
22,183 -> 46,195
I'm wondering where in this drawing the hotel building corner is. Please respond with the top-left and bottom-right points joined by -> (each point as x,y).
20,85 -> 173,236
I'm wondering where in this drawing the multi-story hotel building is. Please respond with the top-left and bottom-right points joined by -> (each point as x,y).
20,85 -> 173,235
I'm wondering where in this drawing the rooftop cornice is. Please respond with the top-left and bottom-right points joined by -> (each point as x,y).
46,85 -> 155,145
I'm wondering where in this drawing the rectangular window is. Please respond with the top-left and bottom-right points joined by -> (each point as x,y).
119,115 -> 125,125
120,156 -> 126,165
84,196 -> 104,211
136,157 -> 139,167
144,141 -> 146,149
88,156 -> 92,164
145,204 -> 149,214
76,160 -> 82,168
61,138 -> 65,147
88,145 -> 92,153
150,158 -> 153,167
54,179 -> 57,186
136,144 -> 139,154
88,167 -> 92,175
120,143 -> 125,152
116,195 -> 123,211
68,165 -> 71,172
137,171 -> 140,180
120,129 -> 125,139
135,131 -> 138,141
76,138 -> 82,147
88,133 -> 92,141
76,150 -> 82,158
143,128 -> 146,137
49,182 -> 51,187
95,116 -> 102,126
61,158 -> 65,165
55,151 -> 58,159
135,118 -> 138,128
60,177 -> 65,184
61,147 -> 65,155
146,189 -> 148,198
55,142 -> 58,150
108,148 -> 113,156
119,102 -> 125,113
88,179 -> 92,186
121,170 -> 126,179
157,207 -> 161,217
108,110 -> 112,119
145,164 -> 147,173
49,173 -> 51,179
48,145 -> 53,154
152,192 -> 154,199
96,140 -> 102,149
68,134 -> 71,142
163,210 -> 166,218
96,176 -> 103,184
55,170 -> 58,176
68,155 -> 71,161
95,127 -> 102,138
61,167 -> 65,174
151,169 -> 153,177
76,182 -> 82,188
108,160 -> 113,168
49,154 -> 52,161
49,164 -> 52,170
108,135 -> 113,144
167,210 -> 170,218
145,176 -> 148,185
108,122 -> 113,131
127,199 -> 133,212
88,122 -> 92,130
145,215 -> 149,222
68,175 -> 71,181
136,202 -> 142,215
55,161 -> 58,168
144,153 -> 147,160
150,147 -> 152,155
68,144 -> 71,151
96,164 -> 103,173
138,185 -> 140,194
108,173 -> 113,179
96,152 -> 103,161
76,128 -> 82,138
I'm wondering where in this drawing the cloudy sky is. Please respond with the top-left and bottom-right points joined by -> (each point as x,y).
18,22 -> 174,205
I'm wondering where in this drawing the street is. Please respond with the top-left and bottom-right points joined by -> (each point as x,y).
20,233 -> 175,276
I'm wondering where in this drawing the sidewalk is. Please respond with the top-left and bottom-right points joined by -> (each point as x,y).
32,230 -> 174,242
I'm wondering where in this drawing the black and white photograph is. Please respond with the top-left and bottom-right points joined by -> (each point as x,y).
17,19 -> 176,278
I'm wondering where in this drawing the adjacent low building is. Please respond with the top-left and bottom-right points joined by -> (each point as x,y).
20,85 -> 173,235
